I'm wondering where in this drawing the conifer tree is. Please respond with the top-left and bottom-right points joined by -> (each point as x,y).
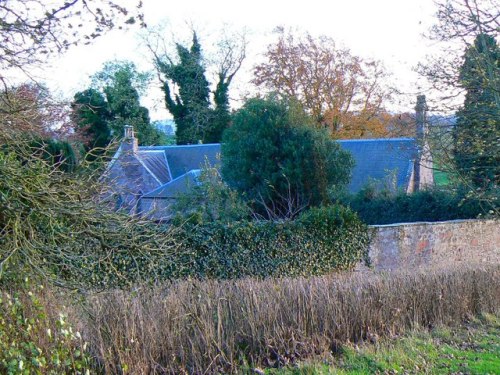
454,33 -> 500,189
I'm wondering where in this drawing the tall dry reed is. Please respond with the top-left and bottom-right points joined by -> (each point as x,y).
80,265 -> 500,374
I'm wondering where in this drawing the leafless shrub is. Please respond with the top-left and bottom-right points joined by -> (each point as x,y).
78,264 -> 500,374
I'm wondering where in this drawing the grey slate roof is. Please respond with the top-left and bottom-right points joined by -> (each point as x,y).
140,144 -> 221,179
137,150 -> 171,184
128,139 -> 417,201
142,170 -> 201,199
338,138 -> 417,193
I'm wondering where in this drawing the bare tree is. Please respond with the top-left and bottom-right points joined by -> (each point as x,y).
0,0 -> 144,78
253,28 -> 393,138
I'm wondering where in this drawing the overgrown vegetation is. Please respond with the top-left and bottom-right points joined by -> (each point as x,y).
80,265 -> 500,373
0,136 -> 178,289
344,186 -> 496,225
0,279 -> 91,374
0,1 -> 499,374
174,205 -> 369,279
267,314 -> 500,374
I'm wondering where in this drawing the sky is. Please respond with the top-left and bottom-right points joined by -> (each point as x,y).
41,0 -> 441,120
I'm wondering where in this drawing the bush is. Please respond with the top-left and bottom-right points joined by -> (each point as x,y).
175,204 -> 370,279
0,280 -> 91,374
82,265 -> 500,374
172,164 -> 252,225
222,97 -> 354,219
345,186 -> 494,225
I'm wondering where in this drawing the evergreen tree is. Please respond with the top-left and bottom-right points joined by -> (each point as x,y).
454,33 -> 500,189
157,33 -> 235,145
71,88 -> 111,151
222,97 -> 354,219
72,61 -> 166,149
104,67 -> 165,146
208,75 -> 232,143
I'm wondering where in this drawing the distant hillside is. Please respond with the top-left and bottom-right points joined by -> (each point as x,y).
428,115 -> 456,129
153,119 -> 176,136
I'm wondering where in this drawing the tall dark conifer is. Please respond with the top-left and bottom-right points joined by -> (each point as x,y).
157,33 -> 233,144
454,34 -> 500,189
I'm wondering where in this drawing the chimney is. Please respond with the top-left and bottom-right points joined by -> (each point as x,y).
413,95 -> 434,192
415,95 -> 428,141
122,125 -> 138,154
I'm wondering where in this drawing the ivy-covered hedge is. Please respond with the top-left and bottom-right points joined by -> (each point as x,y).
176,205 -> 370,279
35,205 -> 369,288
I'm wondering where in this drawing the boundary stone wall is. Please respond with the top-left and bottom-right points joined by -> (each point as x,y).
367,219 -> 499,271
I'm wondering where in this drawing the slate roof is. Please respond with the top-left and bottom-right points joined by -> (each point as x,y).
116,139 -> 418,201
142,170 -> 201,199
136,150 -> 171,184
140,144 -> 221,179
338,138 -> 417,193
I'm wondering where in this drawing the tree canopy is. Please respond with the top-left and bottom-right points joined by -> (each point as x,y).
154,32 -> 245,144
221,97 -> 354,219
72,61 -> 167,149
454,33 -> 500,189
253,28 -> 392,139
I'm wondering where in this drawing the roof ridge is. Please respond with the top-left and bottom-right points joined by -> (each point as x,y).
337,137 -> 415,143
140,143 -> 221,150
139,139 -> 415,149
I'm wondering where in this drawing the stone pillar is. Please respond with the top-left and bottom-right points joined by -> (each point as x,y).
414,95 -> 434,191
415,95 -> 428,141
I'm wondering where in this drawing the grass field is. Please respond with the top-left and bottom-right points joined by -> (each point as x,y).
433,160 -> 453,186
264,314 -> 500,374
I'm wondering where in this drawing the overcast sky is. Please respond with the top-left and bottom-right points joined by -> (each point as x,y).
42,0 -> 441,120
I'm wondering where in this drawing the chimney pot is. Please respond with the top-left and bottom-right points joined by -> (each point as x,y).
122,125 -> 138,154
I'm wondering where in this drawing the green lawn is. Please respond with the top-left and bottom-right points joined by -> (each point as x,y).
434,168 -> 451,186
433,159 -> 454,186
261,314 -> 500,375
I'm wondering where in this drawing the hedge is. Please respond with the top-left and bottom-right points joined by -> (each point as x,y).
34,205 -> 370,288
175,204 -> 370,279
345,187 -> 495,225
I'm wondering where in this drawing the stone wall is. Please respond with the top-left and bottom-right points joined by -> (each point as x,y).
367,219 -> 499,271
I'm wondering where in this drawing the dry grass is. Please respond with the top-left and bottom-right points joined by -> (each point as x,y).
77,265 -> 500,374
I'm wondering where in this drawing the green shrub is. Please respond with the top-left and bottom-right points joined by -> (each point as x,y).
222,97 -> 354,219
345,186 -> 495,225
175,204 -> 370,279
0,280 -> 91,374
47,205 -> 368,285
172,163 -> 252,225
